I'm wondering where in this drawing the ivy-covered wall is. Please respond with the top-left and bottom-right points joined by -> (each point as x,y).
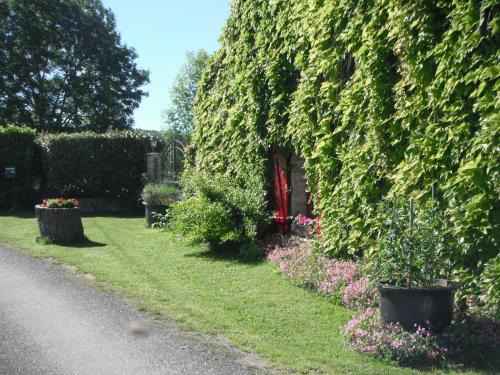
194,0 -> 499,271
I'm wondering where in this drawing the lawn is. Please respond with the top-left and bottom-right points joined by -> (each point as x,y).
0,213 -> 486,374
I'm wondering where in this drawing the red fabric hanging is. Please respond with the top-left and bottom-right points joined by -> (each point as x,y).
272,151 -> 289,233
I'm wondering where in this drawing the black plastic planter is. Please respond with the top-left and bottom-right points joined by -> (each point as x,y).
143,203 -> 167,226
377,281 -> 456,332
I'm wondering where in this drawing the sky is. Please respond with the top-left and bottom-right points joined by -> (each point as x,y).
101,0 -> 232,131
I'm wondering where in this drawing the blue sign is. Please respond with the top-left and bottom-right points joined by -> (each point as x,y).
5,166 -> 16,179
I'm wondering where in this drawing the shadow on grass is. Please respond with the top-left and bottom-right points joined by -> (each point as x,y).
0,210 -> 143,220
184,243 -> 266,266
0,210 -> 35,219
63,237 -> 107,249
398,356 -> 500,373
36,236 -> 107,249
80,212 -> 143,219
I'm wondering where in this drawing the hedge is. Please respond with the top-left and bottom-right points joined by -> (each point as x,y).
38,131 -> 161,201
193,0 -> 499,276
0,125 -> 37,207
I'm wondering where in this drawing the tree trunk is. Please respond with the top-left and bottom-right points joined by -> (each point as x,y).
35,206 -> 85,244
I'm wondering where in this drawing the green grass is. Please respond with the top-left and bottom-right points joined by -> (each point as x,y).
0,213 -> 486,374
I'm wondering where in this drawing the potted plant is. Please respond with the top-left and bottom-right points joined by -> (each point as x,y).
141,183 -> 180,225
372,198 -> 456,332
290,214 -> 316,238
35,198 -> 84,244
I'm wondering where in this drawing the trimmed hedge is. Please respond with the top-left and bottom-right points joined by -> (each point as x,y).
194,0 -> 499,275
38,131 -> 161,201
0,126 -> 37,207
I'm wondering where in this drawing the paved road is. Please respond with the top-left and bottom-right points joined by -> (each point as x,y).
0,245 -> 271,375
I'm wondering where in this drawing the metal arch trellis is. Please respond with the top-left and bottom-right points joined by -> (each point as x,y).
160,137 -> 185,184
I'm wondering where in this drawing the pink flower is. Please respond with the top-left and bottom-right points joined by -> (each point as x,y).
294,214 -> 315,226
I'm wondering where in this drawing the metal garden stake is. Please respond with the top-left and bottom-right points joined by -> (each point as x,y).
408,198 -> 414,288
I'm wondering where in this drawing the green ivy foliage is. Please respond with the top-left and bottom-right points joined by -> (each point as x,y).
194,0 -> 499,275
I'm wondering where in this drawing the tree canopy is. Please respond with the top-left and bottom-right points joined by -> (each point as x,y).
162,50 -> 209,141
0,0 -> 149,132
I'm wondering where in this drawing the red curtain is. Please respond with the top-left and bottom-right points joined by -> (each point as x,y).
272,151 -> 289,233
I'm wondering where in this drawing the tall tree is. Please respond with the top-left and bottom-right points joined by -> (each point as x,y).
0,0 -> 149,132
162,50 -> 209,141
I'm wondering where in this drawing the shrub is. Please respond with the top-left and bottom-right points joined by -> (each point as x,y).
141,183 -> 180,205
169,171 -> 270,249
0,125 -> 38,207
169,195 -> 237,245
38,131 -> 162,201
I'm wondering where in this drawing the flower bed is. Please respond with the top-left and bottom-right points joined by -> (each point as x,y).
264,237 -> 500,369
344,306 -> 500,368
265,238 -> 376,308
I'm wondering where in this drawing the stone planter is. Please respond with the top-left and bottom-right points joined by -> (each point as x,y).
143,202 -> 167,226
377,280 -> 456,332
35,205 -> 85,244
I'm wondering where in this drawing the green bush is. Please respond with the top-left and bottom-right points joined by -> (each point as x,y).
0,125 -> 38,207
38,131 -> 162,201
141,183 -> 180,205
169,171 -> 270,250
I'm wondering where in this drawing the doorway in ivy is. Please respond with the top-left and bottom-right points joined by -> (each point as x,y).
271,150 -> 314,234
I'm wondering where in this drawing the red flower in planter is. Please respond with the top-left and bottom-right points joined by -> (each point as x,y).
40,198 -> 80,208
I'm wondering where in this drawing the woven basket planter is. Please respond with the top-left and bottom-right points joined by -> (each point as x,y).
35,205 -> 85,244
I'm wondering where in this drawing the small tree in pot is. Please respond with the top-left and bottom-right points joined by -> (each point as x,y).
141,183 -> 180,225
371,196 -> 456,332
